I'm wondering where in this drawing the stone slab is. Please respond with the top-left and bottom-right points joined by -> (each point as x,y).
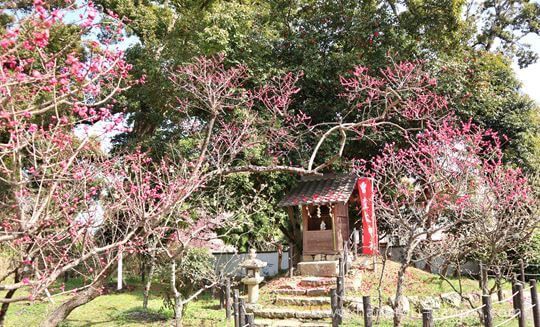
254,308 -> 332,320
254,319 -> 331,327
297,261 -> 338,277
275,296 -> 331,306
305,288 -> 330,296
298,277 -> 336,288
272,289 -> 307,296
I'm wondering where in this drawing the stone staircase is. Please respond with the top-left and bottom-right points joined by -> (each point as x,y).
249,277 -> 337,327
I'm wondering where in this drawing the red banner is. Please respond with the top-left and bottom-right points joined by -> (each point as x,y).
356,177 -> 378,255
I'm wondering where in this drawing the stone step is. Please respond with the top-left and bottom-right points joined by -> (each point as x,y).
253,308 -> 332,320
271,288 -> 330,296
254,319 -> 331,327
272,296 -> 364,313
274,296 -> 331,307
298,277 -> 336,288
271,289 -> 308,296
255,319 -> 331,327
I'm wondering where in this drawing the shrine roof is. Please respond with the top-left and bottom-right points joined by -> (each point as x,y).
278,174 -> 358,207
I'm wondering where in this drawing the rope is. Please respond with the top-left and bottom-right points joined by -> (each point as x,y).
433,304 -> 485,321
494,311 -> 520,327
491,291 -> 519,305
525,303 -> 536,310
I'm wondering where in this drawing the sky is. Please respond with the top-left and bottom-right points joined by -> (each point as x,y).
514,34 -> 540,105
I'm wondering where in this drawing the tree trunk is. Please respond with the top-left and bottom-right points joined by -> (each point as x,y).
496,269 -> 503,301
0,270 -> 20,326
393,240 -> 417,327
440,259 -> 451,277
174,295 -> 183,327
393,262 -> 408,327
143,257 -> 156,309
424,219 -> 433,273
170,260 -> 183,327
140,255 -> 146,283
40,266 -> 114,327
143,238 -> 158,309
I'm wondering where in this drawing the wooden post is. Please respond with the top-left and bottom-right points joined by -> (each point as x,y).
336,275 -> 342,303
246,313 -> 254,327
338,285 -> 345,325
339,281 -> 344,324
331,288 -> 339,327
335,275 -> 343,324
520,259 -> 526,284
225,278 -> 231,320
513,282 -> 520,313
332,205 -> 337,251
363,295 -> 372,327
343,240 -> 349,275
517,283 -> 526,327
239,298 -> 246,327
422,309 -> 433,327
337,257 -> 344,324
288,244 -> 294,278
482,295 -> 493,327
479,263 -> 483,290
233,289 -> 240,327
530,279 -> 540,327
338,257 -> 344,284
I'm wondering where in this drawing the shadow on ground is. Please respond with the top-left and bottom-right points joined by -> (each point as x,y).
120,307 -> 168,323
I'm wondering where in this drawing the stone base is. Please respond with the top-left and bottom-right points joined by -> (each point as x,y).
302,254 -> 341,262
297,260 -> 338,277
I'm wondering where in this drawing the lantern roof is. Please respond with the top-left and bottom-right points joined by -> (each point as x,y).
278,174 -> 358,207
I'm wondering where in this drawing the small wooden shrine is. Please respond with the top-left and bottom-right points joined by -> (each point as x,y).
278,174 -> 359,261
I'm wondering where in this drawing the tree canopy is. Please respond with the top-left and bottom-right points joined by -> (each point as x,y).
91,0 -> 540,249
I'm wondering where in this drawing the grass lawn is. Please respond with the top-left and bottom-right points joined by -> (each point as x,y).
4,278 -> 228,327
1,260 -> 523,326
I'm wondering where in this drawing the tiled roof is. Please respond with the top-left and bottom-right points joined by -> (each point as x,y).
278,174 -> 358,207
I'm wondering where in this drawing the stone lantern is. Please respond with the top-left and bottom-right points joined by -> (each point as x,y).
240,248 -> 267,304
